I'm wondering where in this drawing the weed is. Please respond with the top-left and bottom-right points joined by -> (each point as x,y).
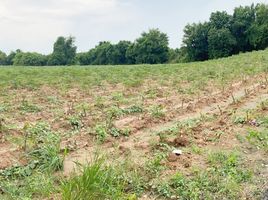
0,172 -> 58,199
111,92 -> 127,104
0,104 -> 9,113
94,96 -> 105,108
190,145 -> 203,155
149,105 -> 165,119
23,122 -> 63,172
155,152 -> 252,200
68,115 -> 82,130
19,100 -> 41,113
123,105 -> 143,114
109,127 -> 130,138
61,158 -> 126,200
106,106 -> 124,119
233,116 -> 247,124
145,152 -> 167,177
0,123 -> 63,199
246,129 -> 268,151
0,117 -> 5,133
47,96 -> 61,104
95,124 -> 108,142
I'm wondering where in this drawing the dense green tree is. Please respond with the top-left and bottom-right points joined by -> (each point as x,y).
48,36 -> 77,65
125,43 -> 137,64
0,51 -> 7,65
182,23 -> 209,61
208,28 -> 237,59
5,49 -> 21,65
13,52 -> 47,66
76,52 -> 90,65
128,29 -> 169,64
182,3 -> 268,62
107,41 -> 132,64
91,41 -> 113,65
209,11 -> 233,30
168,48 -> 188,63
231,5 -> 255,52
248,4 -> 268,49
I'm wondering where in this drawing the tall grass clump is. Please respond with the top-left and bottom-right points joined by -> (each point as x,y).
61,158 -> 126,200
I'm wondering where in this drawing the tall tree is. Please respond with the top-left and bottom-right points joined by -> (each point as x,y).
0,50 -> 7,65
107,41 -> 132,65
209,11 -> 233,30
182,23 -> 209,61
13,52 -> 47,66
91,41 -> 113,65
208,28 -> 237,59
129,29 -> 169,64
248,4 -> 268,50
231,5 -> 255,52
5,49 -> 21,65
48,36 -> 77,65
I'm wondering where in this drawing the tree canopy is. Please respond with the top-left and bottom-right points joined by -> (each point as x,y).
128,29 -> 169,64
47,36 -> 77,66
13,52 -> 47,66
1,3 -> 268,66
182,3 -> 268,61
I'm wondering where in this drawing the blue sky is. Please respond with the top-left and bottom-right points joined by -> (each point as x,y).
0,0 -> 267,54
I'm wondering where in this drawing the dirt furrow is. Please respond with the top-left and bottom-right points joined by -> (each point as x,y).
63,80 -> 268,175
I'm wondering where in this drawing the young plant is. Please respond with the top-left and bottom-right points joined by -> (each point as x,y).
68,115 -> 82,130
149,105 -> 165,119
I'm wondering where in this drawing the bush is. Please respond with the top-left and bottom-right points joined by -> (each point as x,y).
13,52 -> 47,66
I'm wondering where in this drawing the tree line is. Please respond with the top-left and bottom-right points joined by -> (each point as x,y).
182,3 -> 268,61
0,3 -> 267,66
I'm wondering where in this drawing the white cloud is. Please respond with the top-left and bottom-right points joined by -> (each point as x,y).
0,0 -> 267,53
0,0 -> 131,53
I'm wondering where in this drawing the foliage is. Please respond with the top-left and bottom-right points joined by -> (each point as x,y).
24,122 -> 64,172
13,52 -> 47,66
248,4 -> 268,49
182,3 -> 268,61
208,28 -> 237,59
127,29 -> 169,64
0,50 -> 7,65
77,29 -> 169,65
0,122 -> 63,199
232,5 -> 255,52
182,23 -> 209,61
246,129 -> 268,151
155,152 -> 252,199
19,100 -> 41,113
47,36 -> 77,65
2,3 -> 268,66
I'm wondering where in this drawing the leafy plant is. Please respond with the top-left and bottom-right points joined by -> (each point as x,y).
68,115 -> 82,130
123,105 -> 143,114
246,129 -> 268,151
95,124 -> 108,142
23,122 -> 63,172
19,100 -> 41,113
149,105 -> 165,119
155,152 -> 252,200
109,127 -> 130,138
145,152 -> 167,177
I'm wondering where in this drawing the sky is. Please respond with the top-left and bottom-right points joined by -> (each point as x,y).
0,0 -> 267,54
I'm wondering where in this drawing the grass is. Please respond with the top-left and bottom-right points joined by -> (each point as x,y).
155,152 -> 253,200
0,122 -> 63,199
61,158 -> 134,200
0,50 -> 267,92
